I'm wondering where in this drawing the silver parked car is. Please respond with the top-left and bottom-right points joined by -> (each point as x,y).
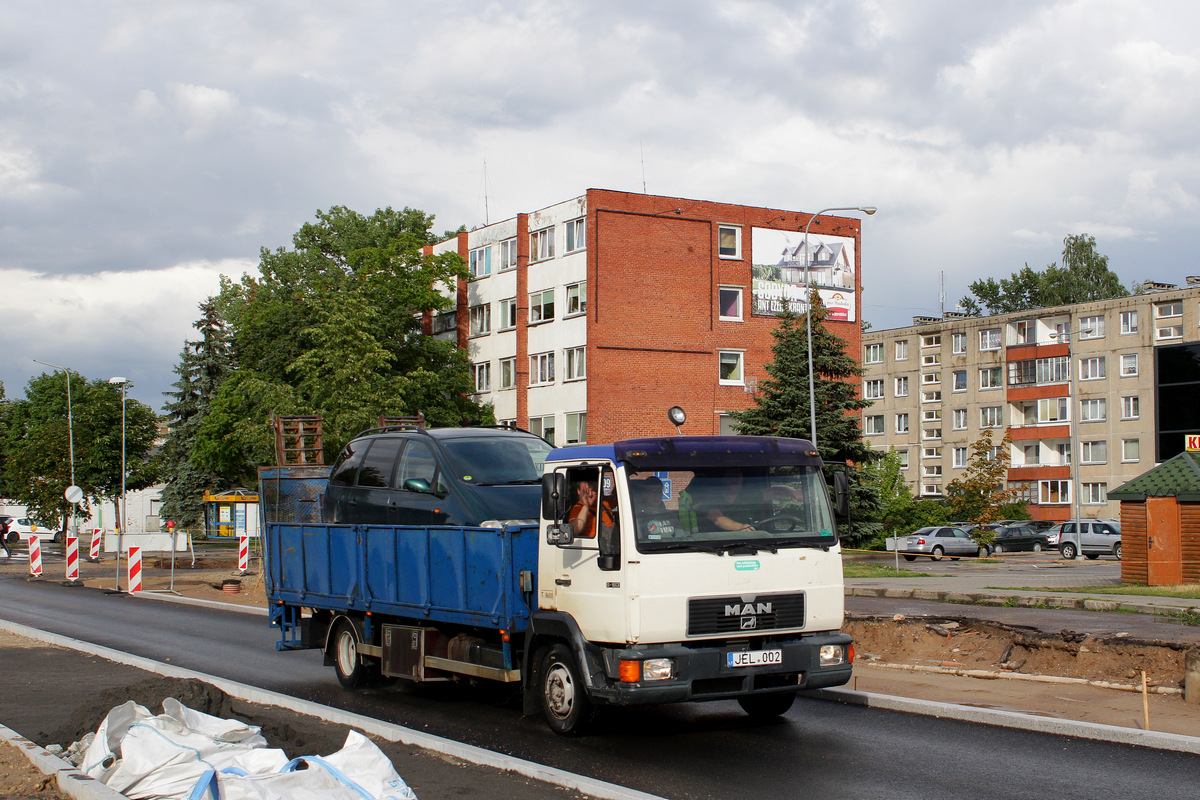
901,526 -> 990,561
1052,519 -> 1121,560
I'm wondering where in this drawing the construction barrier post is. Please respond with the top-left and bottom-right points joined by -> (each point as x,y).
238,534 -> 249,574
28,536 -> 43,578
128,545 -> 142,593
88,528 -> 103,562
65,535 -> 79,583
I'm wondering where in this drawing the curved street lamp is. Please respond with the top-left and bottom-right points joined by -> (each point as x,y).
802,206 -> 877,449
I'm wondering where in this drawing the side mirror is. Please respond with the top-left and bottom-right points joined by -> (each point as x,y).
404,478 -> 432,494
833,471 -> 850,517
546,523 -> 575,546
541,473 -> 568,520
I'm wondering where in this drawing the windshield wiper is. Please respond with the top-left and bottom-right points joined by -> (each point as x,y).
648,541 -> 726,555
720,540 -> 778,555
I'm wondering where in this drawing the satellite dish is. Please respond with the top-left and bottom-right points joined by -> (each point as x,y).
65,485 -> 84,504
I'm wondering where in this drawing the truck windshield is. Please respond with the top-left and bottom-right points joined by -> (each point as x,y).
441,436 -> 553,485
629,466 -> 836,554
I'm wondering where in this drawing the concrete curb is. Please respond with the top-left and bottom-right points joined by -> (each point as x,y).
0,724 -> 128,800
805,686 -> 1200,755
845,586 -> 1200,618
0,618 -> 665,800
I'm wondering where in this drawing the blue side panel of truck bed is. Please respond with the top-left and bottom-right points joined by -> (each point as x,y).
267,522 -> 539,632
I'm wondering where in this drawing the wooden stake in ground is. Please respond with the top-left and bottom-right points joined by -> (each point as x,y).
1142,670 -> 1150,731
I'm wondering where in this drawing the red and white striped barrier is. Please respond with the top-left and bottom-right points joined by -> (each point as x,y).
238,535 -> 249,574
88,528 -> 103,561
65,535 -> 79,582
28,536 -> 42,577
127,545 -> 142,593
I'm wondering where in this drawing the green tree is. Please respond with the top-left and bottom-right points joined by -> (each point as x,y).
1,373 -> 159,532
943,429 -> 1018,544
960,234 -> 1127,315
191,206 -> 490,486
862,448 -> 918,543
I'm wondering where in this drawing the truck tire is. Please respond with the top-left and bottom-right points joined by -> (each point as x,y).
539,643 -> 594,736
332,621 -> 372,690
738,691 -> 796,719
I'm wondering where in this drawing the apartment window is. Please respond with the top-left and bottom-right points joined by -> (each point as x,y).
952,370 -> 967,392
921,372 -> 940,385
1014,320 -> 1034,344
472,361 -> 490,393
719,351 -> 744,385
530,227 -> 555,262
923,446 -> 941,458
1081,483 -> 1107,505
895,376 -> 909,397
953,447 -> 968,468
1056,443 -> 1072,465
564,412 -> 587,445
565,218 -> 586,253
1156,301 -> 1183,318
922,409 -> 941,422
1079,315 -> 1105,339
530,352 -> 555,385
1080,398 -> 1106,422
1120,353 -> 1138,376
1022,444 -> 1040,465
865,343 -> 884,364
979,328 -> 1002,351
1122,395 -> 1140,420
895,413 -> 909,434
719,287 -> 742,320
923,428 -> 942,440
469,245 -> 492,278
1081,440 -> 1107,464
718,225 -> 742,259
952,409 -> 967,430
897,450 -> 910,469
1037,356 -> 1069,384
865,415 -> 885,435
468,304 -> 491,337
864,379 -> 884,399
923,465 -> 943,478
499,298 -> 517,331
1120,310 -> 1138,334
922,334 -> 941,348
895,340 -> 909,360
432,311 -> 456,334
1157,325 -> 1183,340
1038,397 -> 1069,423
499,237 -> 518,271
951,332 -> 967,354
979,367 -> 1002,389
529,288 -> 555,323
565,346 -> 586,380
922,484 -> 942,497
922,353 -> 941,367
922,390 -> 942,403
499,358 -> 516,390
1039,479 -> 1071,505
980,406 -> 1003,428
528,415 -> 556,446
1079,357 -> 1106,380
1122,438 -> 1140,462
565,281 -> 587,317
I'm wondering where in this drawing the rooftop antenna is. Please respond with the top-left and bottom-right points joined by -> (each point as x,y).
640,140 -> 647,194
939,271 -> 945,317
481,159 -> 491,225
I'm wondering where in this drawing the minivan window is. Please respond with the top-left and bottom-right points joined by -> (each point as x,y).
329,441 -> 366,486
357,438 -> 402,488
398,441 -> 441,490
441,436 -> 552,485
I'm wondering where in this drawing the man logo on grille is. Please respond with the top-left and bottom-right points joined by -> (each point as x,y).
740,616 -> 758,630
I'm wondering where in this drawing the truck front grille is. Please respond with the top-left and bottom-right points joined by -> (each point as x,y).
687,592 -> 805,636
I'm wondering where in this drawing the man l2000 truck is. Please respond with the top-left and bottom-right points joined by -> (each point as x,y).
265,434 -> 854,735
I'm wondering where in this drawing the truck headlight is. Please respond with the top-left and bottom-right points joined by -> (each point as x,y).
620,658 -> 675,682
819,644 -> 847,666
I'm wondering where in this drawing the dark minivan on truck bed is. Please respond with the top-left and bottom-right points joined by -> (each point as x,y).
323,426 -> 553,527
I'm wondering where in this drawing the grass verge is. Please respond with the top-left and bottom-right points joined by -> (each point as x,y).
993,584 -> 1200,600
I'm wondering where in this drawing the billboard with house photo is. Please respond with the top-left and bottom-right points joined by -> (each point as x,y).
751,228 -> 857,322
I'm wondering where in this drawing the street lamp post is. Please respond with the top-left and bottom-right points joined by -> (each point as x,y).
802,206 -> 877,449
1049,326 -> 1084,554
32,359 -> 77,541
108,377 -> 131,589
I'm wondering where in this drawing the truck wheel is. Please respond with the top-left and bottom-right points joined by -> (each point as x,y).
539,644 -> 593,736
738,691 -> 796,719
333,621 -> 370,689
1060,543 -> 1077,560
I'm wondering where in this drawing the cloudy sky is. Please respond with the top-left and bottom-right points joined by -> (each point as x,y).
4,0 -> 1200,407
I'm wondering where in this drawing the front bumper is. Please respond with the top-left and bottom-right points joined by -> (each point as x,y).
586,632 -> 853,706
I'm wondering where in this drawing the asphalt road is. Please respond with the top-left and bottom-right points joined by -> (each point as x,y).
4,573 -> 1200,799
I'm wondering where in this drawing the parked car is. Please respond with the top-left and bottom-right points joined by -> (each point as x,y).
990,524 -> 1053,554
0,515 -> 61,544
1052,519 -> 1122,560
901,526 -> 991,561
323,425 -> 554,527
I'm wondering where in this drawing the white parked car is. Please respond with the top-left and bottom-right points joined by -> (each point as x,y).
1,515 -> 62,544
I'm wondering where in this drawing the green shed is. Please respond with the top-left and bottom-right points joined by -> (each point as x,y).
1108,451 -> 1200,586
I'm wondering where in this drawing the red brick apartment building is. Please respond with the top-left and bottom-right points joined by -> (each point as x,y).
429,189 -> 867,445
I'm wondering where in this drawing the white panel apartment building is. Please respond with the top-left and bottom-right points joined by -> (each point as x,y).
861,280 -> 1200,522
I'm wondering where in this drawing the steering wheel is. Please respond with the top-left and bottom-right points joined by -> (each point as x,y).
753,515 -> 800,533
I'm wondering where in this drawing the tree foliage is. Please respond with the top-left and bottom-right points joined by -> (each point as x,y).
943,428 -> 1018,543
1,373 -> 159,530
188,205 -> 491,487
861,448 -> 918,541
960,234 -> 1128,315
